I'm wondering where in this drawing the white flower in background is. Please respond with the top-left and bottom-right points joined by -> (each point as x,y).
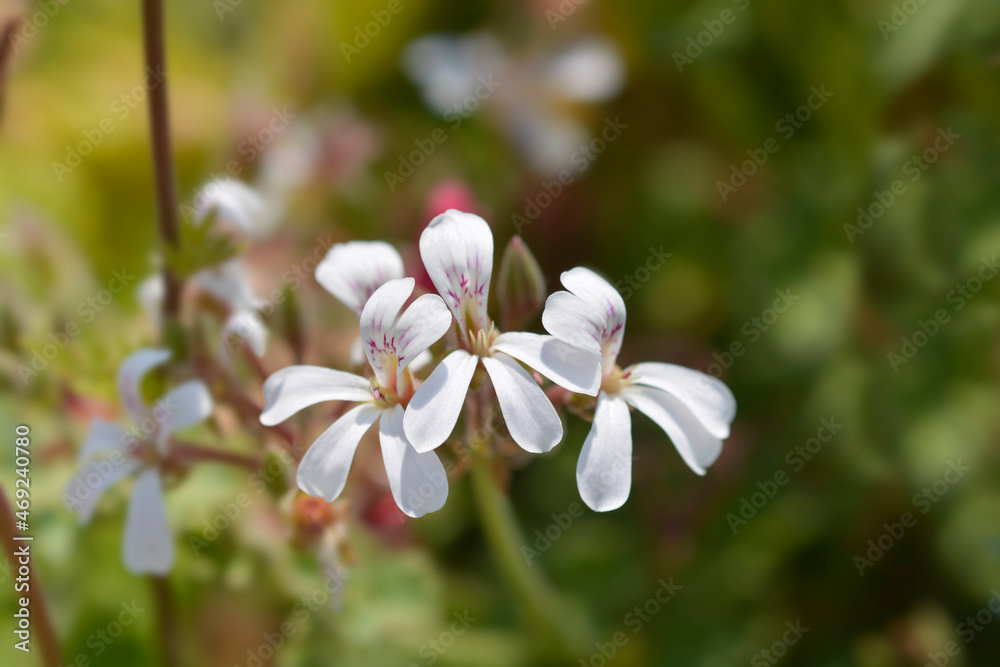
403,34 -> 624,175
65,349 -> 213,573
542,268 -> 737,512
403,210 -> 601,454
260,278 -> 454,517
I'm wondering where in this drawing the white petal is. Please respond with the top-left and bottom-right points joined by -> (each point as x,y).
222,310 -> 268,359
507,108 -> 590,175
117,348 -> 171,422
378,405 -> 448,518
78,418 -> 129,462
137,275 -> 164,329
419,210 -> 493,336
543,39 -> 625,103
408,349 -> 433,374
402,33 -> 506,114
195,178 -> 268,236
493,331 -> 601,396
260,366 -> 371,426
297,403 -> 381,501
158,381 -> 214,439
622,385 -> 723,475
360,278 -> 414,386
481,353 -> 562,453
403,349 -> 478,453
576,393 -> 633,512
123,469 -> 174,575
627,362 -> 736,439
392,294 -> 452,375
541,291 -> 604,357
65,457 -> 141,524
315,241 -> 405,315
560,267 -> 627,368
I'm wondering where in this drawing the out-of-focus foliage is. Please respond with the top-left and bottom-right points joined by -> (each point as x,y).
2,0 -> 1000,665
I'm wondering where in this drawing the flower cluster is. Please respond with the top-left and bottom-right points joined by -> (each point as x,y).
262,210 -> 736,514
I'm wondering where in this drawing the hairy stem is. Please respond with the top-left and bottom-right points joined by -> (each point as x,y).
0,485 -> 62,667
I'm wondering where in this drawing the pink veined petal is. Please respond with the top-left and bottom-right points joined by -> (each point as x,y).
492,331 -> 601,396
122,468 -> 174,575
576,393 -> 633,512
260,366 -> 372,426
392,293 -> 453,381
78,418 -> 129,462
541,291 -> 605,358
481,352 -> 563,454
296,403 -> 381,502
315,241 -> 405,315
403,349 -> 479,453
419,210 -> 494,337
560,267 -> 627,368
626,362 -> 736,439
66,457 -> 142,525
378,405 -> 449,518
117,348 -> 171,423
360,278 -> 415,387
622,385 -> 723,475
157,381 -> 214,448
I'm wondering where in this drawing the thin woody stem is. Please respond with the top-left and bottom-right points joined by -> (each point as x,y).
172,441 -> 261,470
150,576 -> 179,667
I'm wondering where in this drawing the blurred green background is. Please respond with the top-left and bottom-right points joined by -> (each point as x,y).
3,0 -> 1000,665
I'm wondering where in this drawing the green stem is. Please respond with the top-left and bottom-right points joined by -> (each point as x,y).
465,391 -> 585,659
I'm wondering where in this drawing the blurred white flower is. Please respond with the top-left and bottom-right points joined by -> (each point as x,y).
402,210 -> 601,455
542,268 -> 737,512
65,348 -> 213,574
403,33 -> 624,175
260,278 -> 453,518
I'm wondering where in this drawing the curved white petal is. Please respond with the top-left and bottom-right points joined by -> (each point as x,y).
123,469 -> 174,575
79,418 -> 129,462
541,291 -> 604,357
408,349 -> 433,374
222,310 -> 268,358
193,260 -> 264,312
481,353 -> 562,453
560,267 -> 627,368
392,294 -> 452,376
260,366 -> 371,426
297,403 -> 381,501
360,278 -> 414,386
543,39 -> 625,103
622,385 -> 723,475
195,178 -> 268,236
315,241 -> 405,315
159,381 -> 214,439
493,331 -> 601,396
402,33 -> 506,114
117,348 -> 171,422
627,362 -> 736,439
576,393 -> 633,512
379,405 -> 448,518
419,210 -> 493,336
66,457 -> 141,524
403,349 -> 478,453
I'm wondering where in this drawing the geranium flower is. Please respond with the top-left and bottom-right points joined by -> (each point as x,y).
65,349 -> 213,573
402,210 -> 601,454
259,278 -> 454,517
542,268 -> 737,511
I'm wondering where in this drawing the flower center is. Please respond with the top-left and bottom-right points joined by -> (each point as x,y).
601,365 -> 633,395
468,323 -> 499,357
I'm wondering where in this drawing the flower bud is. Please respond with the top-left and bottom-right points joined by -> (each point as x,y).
497,235 -> 546,331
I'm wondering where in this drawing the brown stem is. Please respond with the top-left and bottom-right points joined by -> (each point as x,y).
172,441 -> 261,470
150,575 -> 179,667
0,485 -> 62,667
141,0 -> 181,328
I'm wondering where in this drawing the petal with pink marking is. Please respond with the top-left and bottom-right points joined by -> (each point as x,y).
315,241 -> 405,315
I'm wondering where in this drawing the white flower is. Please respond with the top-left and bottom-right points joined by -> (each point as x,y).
260,278 -> 454,518
402,210 -> 601,455
66,349 -> 214,574
542,268 -> 737,512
